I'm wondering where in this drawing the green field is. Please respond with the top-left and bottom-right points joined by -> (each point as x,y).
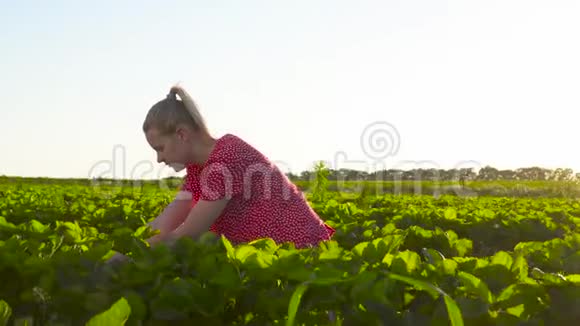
1,176 -> 580,325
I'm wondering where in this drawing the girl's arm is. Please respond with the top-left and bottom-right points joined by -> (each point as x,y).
106,192 -> 193,263
145,191 -> 192,244
148,197 -> 230,247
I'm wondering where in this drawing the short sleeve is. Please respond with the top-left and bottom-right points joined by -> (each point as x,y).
198,161 -> 244,201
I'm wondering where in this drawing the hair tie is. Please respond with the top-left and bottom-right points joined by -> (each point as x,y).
167,91 -> 177,100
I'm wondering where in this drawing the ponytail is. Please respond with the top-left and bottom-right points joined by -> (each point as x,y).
171,87 -> 208,136
142,86 -> 210,137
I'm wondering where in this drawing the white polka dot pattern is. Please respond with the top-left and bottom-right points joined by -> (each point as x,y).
180,134 -> 335,248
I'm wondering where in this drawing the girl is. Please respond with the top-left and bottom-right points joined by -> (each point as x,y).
109,85 -> 334,263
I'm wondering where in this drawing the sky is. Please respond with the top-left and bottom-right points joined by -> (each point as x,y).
1,0 -> 579,180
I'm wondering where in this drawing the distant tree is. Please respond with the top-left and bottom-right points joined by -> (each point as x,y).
285,172 -> 299,181
477,166 -> 500,180
300,171 -> 312,182
550,168 -> 574,181
292,163 -> 576,182
515,167 -> 551,180
498,170 -> 517,180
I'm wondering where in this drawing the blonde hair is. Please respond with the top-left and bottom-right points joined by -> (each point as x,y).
142,88 -> 210,137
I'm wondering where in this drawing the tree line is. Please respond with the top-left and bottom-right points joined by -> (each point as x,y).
1,166 -> 578,185
285,166 -> 580,182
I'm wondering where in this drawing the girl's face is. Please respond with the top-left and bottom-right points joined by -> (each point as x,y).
145,127 -> 190,172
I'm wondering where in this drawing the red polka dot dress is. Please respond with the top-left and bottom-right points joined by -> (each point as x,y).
181,133 -> 335,248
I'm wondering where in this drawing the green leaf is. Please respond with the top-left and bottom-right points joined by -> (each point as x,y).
150,278 -> 196,320
311,265 -> 352,285
566,274 -> 580,284
444,208 -> 457,220
286,283 -> 309,326
454,239 -> 472,257
0,300 -> 12,326
198,231 -> 219,245
86,241 -> 114,261
457,271 -> 494,304
422,248 -> 445,265
212,263 -> 240,288
350,271 -> 380,304
531,267 -> 544,279
132,225 -> 151,238
441,260 -> 458,275
505,304 -> 525,318
511,253 -> 528,281
454,296 -> 490,319
444,296 -> 465,326
353,241 -> 370,257
245,251 -> 275,269
491,251 -> 513,269
85,297 -> 131,326
475,263 -> 513,294
0,216 -> 18,232
248,237 -> 279,253
386,273 -> 464,326
539,272 -> 568,285
122,205 -> 133,216
235,245 -> 258,264
278,253 -> 312,282
122,291 -> 147,321
221,235 -> 235,260
318,240 -> 342,260
27,220 -> 49,234
391,250 -> 421,274
387,273 -> 440,298
495,283 -> 546,318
